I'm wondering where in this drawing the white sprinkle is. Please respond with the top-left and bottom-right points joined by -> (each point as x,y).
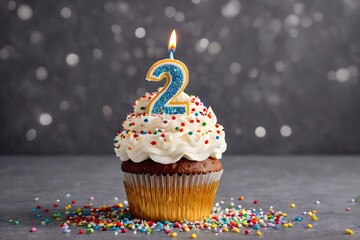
26,129 -> 37,141
315,200 -> 320,205
215,202 -> 219,207
66,53 -> 79,67
135,27 -> 146,39
17,5 -> 33,21
56,199 -> 61,202
124,200 -> 128,206
39,113 -> 53,126
220,201 -> 224,204
66,193 -> 71,198
350,199 -> 355,202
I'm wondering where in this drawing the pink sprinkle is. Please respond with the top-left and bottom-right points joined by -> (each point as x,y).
346,207 -> 350,211
89,196 -> 94,201
30,227 -> 38,232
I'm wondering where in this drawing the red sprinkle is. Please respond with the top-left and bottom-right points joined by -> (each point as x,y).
244,229 -> 250,234
72,200 -> 76,204
121,228 -> 127,233
36,205 -> 41,209
205,140 -> 209,144
172,116 -> 176,120
253,200 -> 258,204
151,141 -> 156,145
53,203 -> 59,208
181,122 -> 185,127
79,229 -> 84,234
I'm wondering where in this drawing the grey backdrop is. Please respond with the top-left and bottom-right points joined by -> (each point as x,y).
1,0 -> 360,155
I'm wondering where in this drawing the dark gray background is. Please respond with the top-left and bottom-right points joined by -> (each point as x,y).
1,0 -> 360,155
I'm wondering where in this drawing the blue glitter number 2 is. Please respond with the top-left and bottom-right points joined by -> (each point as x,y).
146,59 -> 189,115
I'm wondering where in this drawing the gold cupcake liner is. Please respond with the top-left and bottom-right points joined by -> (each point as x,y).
123,170 -> 223,222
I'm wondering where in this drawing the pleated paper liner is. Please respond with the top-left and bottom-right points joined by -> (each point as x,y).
123,170 -> 223,222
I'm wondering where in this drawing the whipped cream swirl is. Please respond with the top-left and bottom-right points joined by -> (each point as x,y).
114,91 -> 227,164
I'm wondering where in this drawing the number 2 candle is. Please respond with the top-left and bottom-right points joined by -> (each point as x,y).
146,30 -> 190,115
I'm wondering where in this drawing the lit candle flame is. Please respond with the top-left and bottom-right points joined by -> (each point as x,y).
168,29 -> 177,52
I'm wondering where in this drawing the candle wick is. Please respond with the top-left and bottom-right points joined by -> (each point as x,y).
169,49 -> 174,59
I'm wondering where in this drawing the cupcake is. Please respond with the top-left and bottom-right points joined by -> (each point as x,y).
114,91 -> 227,221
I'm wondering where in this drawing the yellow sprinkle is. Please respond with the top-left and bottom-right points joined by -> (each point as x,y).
307,224 -> 313,229
118,203 -> 123,208
106,223 -> 113,228
211,224 -> 217,229
222,227 -> 229,232
307,212 -> 313,216
345,229 -> 353,235
283,213 -> 287,217
256,231 -> 262,236
242,222 -> 248,227
311,209 -> 317,214
183,227 -> 190,232
290,203 -> 296,208
311,216 -> 318,221
75,208 -> 82,214
233,227 -> 240,233
288,222 -> 293,227
283,223 -> 289,228
170,232 -> 177,237
191,233 -> 197,239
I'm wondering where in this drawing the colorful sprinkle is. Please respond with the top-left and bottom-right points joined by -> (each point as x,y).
345,229 -> 354,235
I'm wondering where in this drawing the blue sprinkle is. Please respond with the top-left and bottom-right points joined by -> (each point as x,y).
35,214 -> 41,218
195,113 -> 199,116
216,136 -> 220,140
253,224 -> 259,229
144,119 -> 148,122
31,208 -> 37,213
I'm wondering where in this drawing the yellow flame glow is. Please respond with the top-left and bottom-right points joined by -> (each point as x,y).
168,29 -> 177,51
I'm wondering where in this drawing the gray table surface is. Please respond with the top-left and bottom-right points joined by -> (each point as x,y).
0,155 -> 359,239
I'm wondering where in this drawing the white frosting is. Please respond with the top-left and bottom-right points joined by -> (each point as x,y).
114,91 -> 227,164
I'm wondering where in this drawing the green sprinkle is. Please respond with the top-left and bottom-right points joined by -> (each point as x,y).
140,107 -> 145,110
175,127 -> 179,131
188,131 -> 193,135
202,122 -> 207,126
153,131 -> 157,135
